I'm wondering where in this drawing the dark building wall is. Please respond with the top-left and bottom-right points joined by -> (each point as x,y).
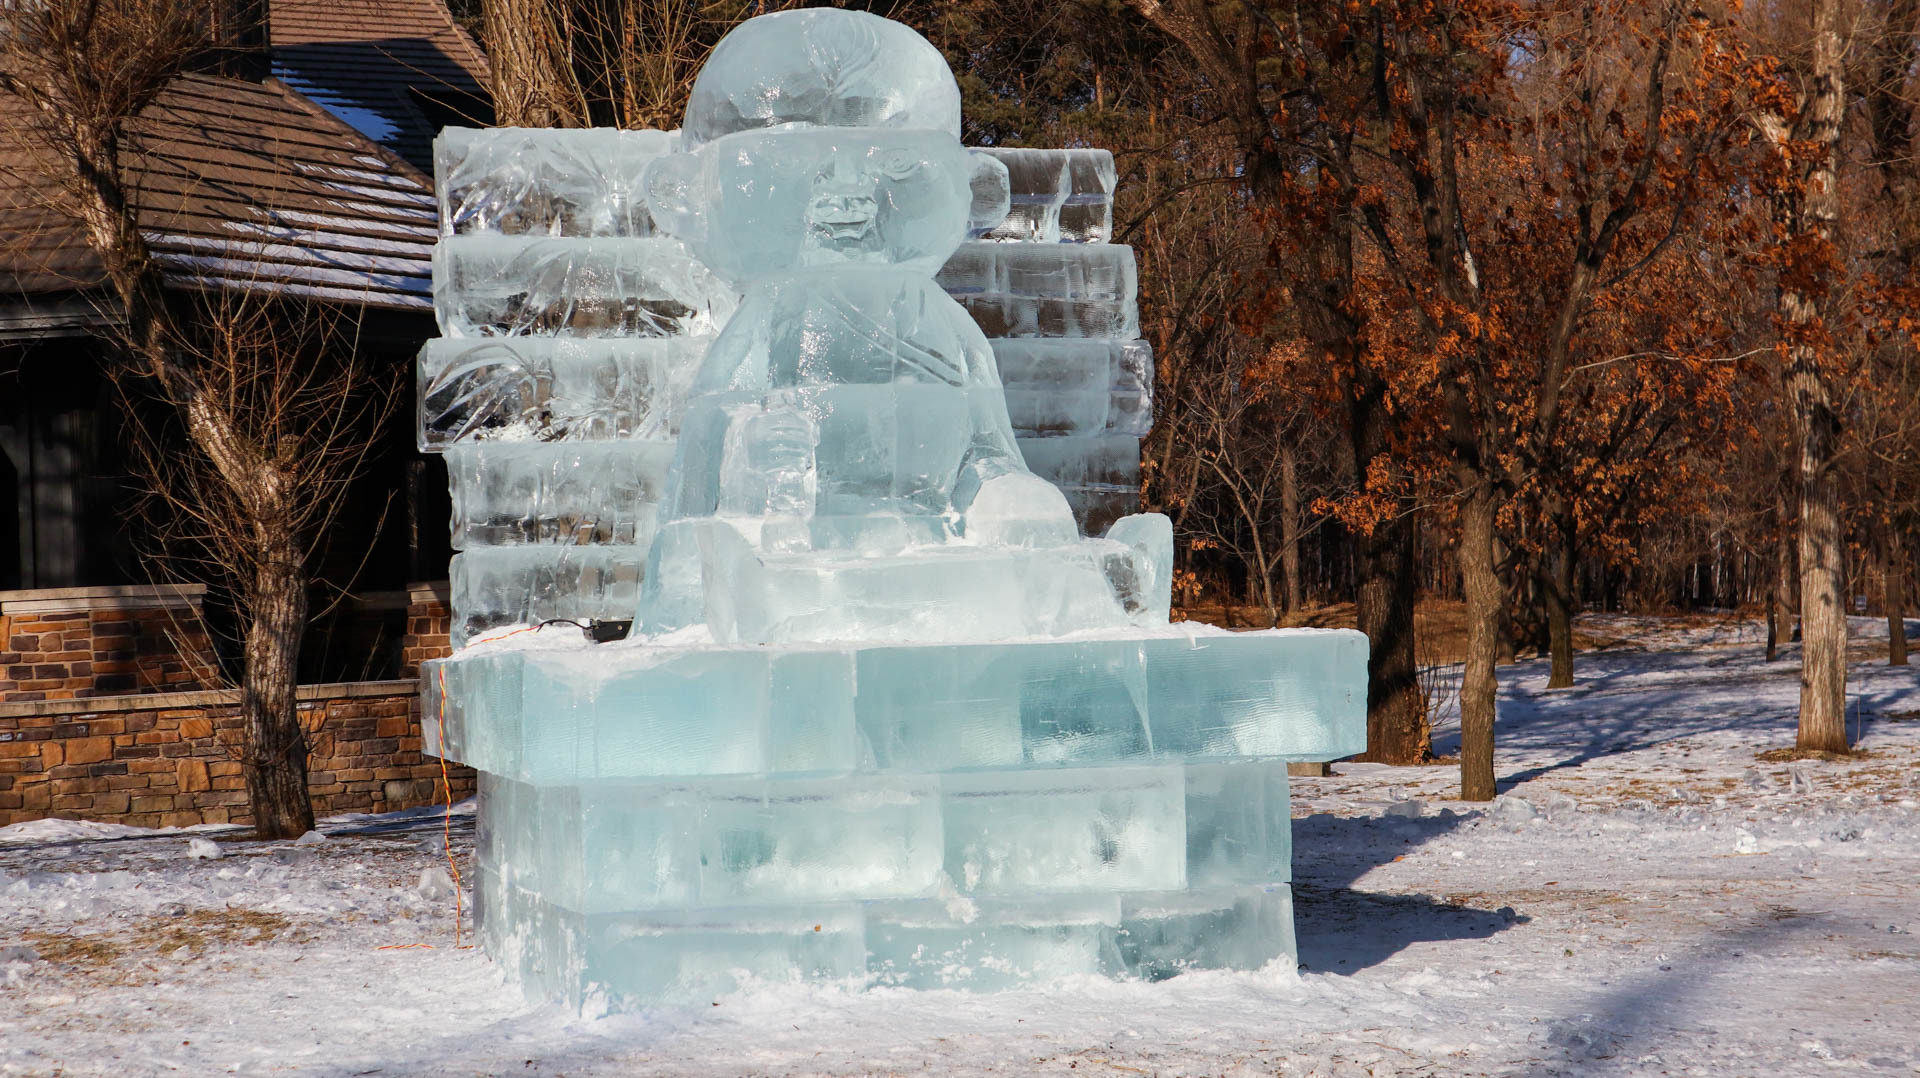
0,340 -> 139,591
1,320 -> 451,684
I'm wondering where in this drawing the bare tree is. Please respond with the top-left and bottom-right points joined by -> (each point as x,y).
1758,0 -> 1851,752
482,0 -> 779,130
0,0 -> 395,837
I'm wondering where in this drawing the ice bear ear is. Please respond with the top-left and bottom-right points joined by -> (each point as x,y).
966,151 -> 1010,237
642,151 -> 706,243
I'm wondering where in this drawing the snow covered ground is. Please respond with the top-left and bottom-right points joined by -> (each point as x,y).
2,614 -> 1916,1077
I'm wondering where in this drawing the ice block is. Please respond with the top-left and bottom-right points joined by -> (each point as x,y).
433,235 -> 737,338
417,336 -> 709,450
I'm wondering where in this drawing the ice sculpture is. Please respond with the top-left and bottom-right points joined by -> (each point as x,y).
421,7 -> 1365,1009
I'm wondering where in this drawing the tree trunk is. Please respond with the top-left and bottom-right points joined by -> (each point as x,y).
243,521 -> 315,839
1347,370 -> 1430,766
1782,0 -> 1849,755
1544,500 -> 1577,688
1279,442 -> 1303,613
1795,437 -> 1848,751
1773,489 -> 1798,656
1493,534 -> 1519,666
483,0 -> 590,128
1353,513 -> 1430,764
1765,574 -> 1780,663
1884,522 -> 1909,666
1458,486 -> 1501,801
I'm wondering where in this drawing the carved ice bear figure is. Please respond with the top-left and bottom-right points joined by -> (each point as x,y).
635,9 -> 1167,642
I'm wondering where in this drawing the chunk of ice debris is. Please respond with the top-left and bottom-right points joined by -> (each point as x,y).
1491,796 -> 1537,824
417,866 -> 455,902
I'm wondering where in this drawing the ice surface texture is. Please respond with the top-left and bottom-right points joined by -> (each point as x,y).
421,6 -> 1365,1010
434,236 -> 736,338
976,148 -> 1117,244
418,337 -> 708,450
680,9 -> 962,148
424,630 -> 1366,782
437,128 -> 677,237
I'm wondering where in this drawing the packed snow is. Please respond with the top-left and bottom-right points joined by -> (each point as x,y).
2,614 -> 1916,1076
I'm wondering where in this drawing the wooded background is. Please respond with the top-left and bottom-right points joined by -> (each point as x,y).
461,0 -> 1917,794
9,0 -> 1911,821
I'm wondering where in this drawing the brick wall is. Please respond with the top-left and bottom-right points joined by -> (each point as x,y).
0,680 -> 474,829
400,580 -> 452,678
0,585 -> 218,703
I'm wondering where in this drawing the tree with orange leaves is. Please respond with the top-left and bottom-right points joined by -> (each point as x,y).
1136,0 -> 1768,797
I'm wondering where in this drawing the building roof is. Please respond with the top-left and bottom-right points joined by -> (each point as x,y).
0,73 -> 437,329
269,0 -> 492,172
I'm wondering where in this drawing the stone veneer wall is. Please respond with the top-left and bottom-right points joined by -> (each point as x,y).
0,681 -> 476,829
0,585 -> 219,702
400,581 -> 453,678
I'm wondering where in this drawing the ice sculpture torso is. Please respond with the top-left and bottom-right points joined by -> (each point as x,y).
633,41 -> 1149,642
422,7 -> 1367,1010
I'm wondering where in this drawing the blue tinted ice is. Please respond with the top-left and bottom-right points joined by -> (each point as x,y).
425,6 -> 1364,1011
681,9 -> 961,148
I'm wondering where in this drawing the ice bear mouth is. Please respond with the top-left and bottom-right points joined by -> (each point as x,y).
807,196 -> 880,241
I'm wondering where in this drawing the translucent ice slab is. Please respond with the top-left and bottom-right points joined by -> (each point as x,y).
942,765 -> 1187,895
475,869 -> 1297,1006
475,763 -> 1290,913
448,546 -> 646,646
426,645 -> 866,782
481,877 -> 869,1010
866,894 -> 1123,989
436,127 -> 678,237
937,242 -> 1138,338
1118,885 -> 1297,978
425,628 -> 1365,780
433,235 -> 737,338
1183,761 -> 1293,888
481,773 -> 942,913
995,339 -> 1152,439
417,336 -> 709,450
446,441 -> 674,548
682,538 -> 1151,644
973,148 -> 1116,244
1017,434 -> 1142,533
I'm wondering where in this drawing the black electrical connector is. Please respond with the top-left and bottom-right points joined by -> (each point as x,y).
588,619 -> 633,643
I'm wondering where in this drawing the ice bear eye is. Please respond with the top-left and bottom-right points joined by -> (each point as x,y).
874,151 -> 924,181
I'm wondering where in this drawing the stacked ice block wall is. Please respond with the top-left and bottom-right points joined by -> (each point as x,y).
946,148 -> 1148,533
425,128 -> 733,644
429,630 -> 1364,1005
423,133 -> 1152,648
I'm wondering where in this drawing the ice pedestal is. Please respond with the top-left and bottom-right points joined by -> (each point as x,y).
431,623 -> 1353,1006
427,629 -> 1364,783
467,754 -> 1301,1005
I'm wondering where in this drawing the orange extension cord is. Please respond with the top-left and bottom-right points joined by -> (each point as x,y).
429,623 -> 543,949
434,663 -> 466,948
378,625 -> 551,953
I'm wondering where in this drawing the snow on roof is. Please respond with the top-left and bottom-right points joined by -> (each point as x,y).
0,73 -> 438,314
268,0 -> 492,172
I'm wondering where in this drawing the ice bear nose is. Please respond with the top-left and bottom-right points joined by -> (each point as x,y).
807,157 -> 880,231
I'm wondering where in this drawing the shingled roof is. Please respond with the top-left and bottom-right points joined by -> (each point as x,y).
0,0 -> 495,334
0,73 -> 438,330
269,0 -> 492,172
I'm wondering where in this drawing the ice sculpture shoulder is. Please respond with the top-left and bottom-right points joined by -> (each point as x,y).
635,12 -> 1168,643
